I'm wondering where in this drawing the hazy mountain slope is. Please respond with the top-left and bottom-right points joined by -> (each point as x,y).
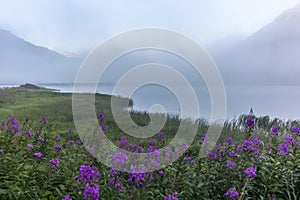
0,29 -> 80,84
214,4 -> 300,85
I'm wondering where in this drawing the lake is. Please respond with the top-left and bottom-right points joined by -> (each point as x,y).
1,83 -> 299,120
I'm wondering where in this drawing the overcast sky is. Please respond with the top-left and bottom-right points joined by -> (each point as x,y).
0,0 -> 299,54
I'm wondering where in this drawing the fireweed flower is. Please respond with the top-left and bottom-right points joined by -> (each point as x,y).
118,136 -> 127,148
284,136 -> 294,147
243,140 -> 253,149
207,150 -> 217,160
226,137 -> 233,145
79,165 -> 100,184
40,116 -> 47,125
271,126 -> 278,136
128,165 -> 147,187
244,167 -> 256,179
159,171 -> 164,176
200,134 -> 209,144
25,131 -> 34,137
259,156 -> 265,161
278,143 -> 289,155
246,118 -> 255,129
291,126 -> 299,134
10,125 -> 19,132
164,194 -> 179,200
55,145 -> 62,151
112,152 -> 128,167
180,143 -> 188,150
226,160 -> 235,171
55,134 -> 61,141
1,122 -> 7,131
7,117 -> 18,124
148,140 -> 155,146
84,183 -> 99,200
250,147 -> 259,155
224,189 -> 239,199
184,157 -> 195,166
101,124 -> 107,132
34,152 -> 43,159
251,137 -> 261,146
97,112 -> 104,120
157,131 -> 164,138
49,158 -> 59,168
228,151 -> 238,157
27,144 -> 34,149
66,140 -> 74,145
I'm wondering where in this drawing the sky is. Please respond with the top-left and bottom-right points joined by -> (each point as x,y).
0,0 -> 300,54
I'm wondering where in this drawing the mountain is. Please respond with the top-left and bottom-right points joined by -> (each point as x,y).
213,4 -> 300,85
0,29 -> 80,84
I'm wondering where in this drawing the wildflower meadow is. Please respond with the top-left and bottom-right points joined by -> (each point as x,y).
0,88 -> 299,199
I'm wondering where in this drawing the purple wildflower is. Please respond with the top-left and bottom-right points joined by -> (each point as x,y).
7,117 -> 18,124
157,131 -> 164,138
164,194 -> 179,200
55,134 -> 61,141
226,137 -> 233,145
27,144 -> 34,149
109,178 -> 114,185
278,143 -> 289,155
226,160 -> 235,171
243,140 -> 253,148
259,156 -> 265,161
244,167 -> 256,179
97,112 -> 104,120
10,125 -> 19,132
33,152 -> 43,159
284,136 -> 294,147
25,131 -> 34,137
38,137 -> 45,142
55,145 -> 62,151
251,137 -> 261,146
66,140 -> 74,145
1,123 -> 7,131
200,134 -> 209,144
224,188 -> 239,199
112,152 -> 128,167
84,183 -> 99,200
49,158 -> 59,168
0,149 -> 4,153
250,147 -> 259,155
246,118 -> 255,129
271,126 -> 278,136
118,136 -> 127,148
148,140 -> 155,146
79,165 -> 100,184
101,124 -> 107,132
207,150 -> 217,160
128,165 -> 146,186
291,126 -> 299,134
180,143 -> 188,150
228,151 -> 238,157
40,116 -> 47,125
159,171 -> 164,177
